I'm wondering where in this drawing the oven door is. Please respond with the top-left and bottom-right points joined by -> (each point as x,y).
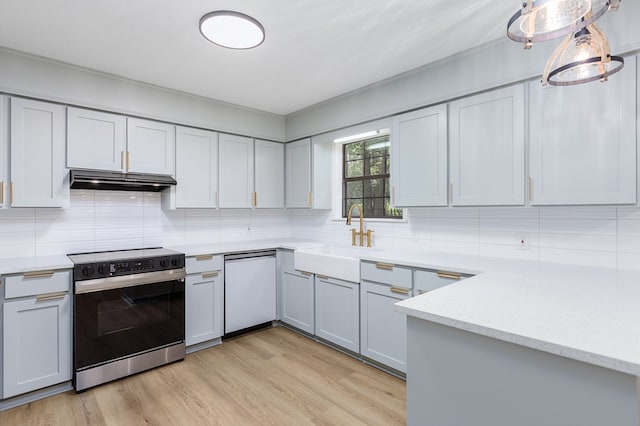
74,271 -> 185,371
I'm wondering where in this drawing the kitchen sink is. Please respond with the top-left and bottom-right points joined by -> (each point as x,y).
294,245 -> 382,283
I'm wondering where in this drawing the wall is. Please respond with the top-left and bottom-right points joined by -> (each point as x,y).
290,206 -> 640,270
0,190 -> 291,258
0,48 -> 285,141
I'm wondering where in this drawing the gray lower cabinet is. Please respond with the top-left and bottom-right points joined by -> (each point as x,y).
2,270 -> 72,399
360,280 -> 411,373
185,255 -> 224,347
315,275 -> 359,353
279,250 -> 314,334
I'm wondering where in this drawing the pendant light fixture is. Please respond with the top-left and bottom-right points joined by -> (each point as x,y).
507,0 -> 624,86
507,0 -> 621,49
199,11 -> 265,50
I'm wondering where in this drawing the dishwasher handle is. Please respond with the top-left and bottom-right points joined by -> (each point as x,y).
224,250 -> 277,261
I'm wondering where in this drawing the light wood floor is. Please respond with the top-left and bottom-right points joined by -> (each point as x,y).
0,326 -> 406,425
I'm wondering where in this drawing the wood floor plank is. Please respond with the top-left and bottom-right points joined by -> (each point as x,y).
0,326 -> 405,425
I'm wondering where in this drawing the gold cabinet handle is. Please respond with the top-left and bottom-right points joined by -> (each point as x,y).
375,262 -> 394,271
316,274 -> 329,280
307,192 -> 313,207
253,192 -> 257,207
126,151 -> 131,171
201,271 -> 219,279
23,270 -> 55,279
0,180 -> 3,204
390,286 -> 410,295
300,271 -> 312,276
528,176 -> 533,203
437,271 -> 461,280
36,292 -> 66,302
121,151 -> 125,170
10,181 -> 13,204
195,254 -> 214,261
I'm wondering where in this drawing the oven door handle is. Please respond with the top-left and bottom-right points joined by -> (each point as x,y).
75,268 -> 186,294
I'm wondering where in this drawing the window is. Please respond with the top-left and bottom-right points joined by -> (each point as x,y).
342,134 -> 402,219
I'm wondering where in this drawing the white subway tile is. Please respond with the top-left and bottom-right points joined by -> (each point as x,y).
539,247 -> 617,268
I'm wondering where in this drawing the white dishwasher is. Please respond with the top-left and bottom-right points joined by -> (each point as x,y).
224,250 -> 277,335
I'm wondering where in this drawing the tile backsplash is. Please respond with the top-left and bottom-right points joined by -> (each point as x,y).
1,190 -> 639,271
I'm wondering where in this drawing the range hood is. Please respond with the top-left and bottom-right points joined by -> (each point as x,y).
70,169 -> 177,192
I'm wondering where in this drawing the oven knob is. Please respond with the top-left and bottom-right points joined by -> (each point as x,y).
97,265 -> 106,275
171,258 -> 179,267
82,266 -> 95,278
160,259 -> 169,268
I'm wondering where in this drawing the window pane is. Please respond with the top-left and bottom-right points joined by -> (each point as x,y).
364,198 -> 386,218
345,160 -> 363,178
365,156 -> 384,177
344,142 -> 364,161
344,198 -> 363,217
345,181 -> 363,198
364,178 -> 384,198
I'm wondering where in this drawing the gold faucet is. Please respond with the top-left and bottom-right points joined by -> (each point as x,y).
346,204 -> 373,247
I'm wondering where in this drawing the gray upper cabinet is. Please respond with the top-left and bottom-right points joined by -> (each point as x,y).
0,96 -> 8,208
10,97 -> 69,208
449,84 -> 525,206
126,117 -> 175,176
285,138 -> 312,208
254,139 -> 284,208
67,109 -> 175,176
67,107 -> 127,172
167,126 -> 218,209
391,104 -> 448,207
529,59 -> 637,205
218,133 -> 254,208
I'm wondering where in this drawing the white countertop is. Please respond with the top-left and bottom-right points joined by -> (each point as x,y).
2,240 -> 638,377
0,255 -> 73,275
383,249 -> 640,376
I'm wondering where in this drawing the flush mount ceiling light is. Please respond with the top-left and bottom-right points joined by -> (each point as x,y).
542,23 -> 624,85
199,11 -> 265,50
507,0 -> 621,49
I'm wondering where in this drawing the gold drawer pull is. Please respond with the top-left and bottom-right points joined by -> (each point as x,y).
316,274 -> 329,280
23,270 -> 55,279
375,262 -> 394,271
253,192 -> 257,207
195,254 -> 214,261
300,271 -> 312,276
36,292 -> 66,302
201,271 -> 219,279
437,272 -> 461,280
307,192 -> 313,207
390,286 -> 410,295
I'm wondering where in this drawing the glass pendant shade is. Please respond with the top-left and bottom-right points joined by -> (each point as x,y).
507,0 -> 621,48
542,23 -> 624,85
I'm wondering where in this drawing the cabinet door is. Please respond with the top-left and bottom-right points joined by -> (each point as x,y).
285,138 -> 312,208
186,270 -> 224,346
174,126 -> 218,208
449,85 -> 525,206
281,271 -> 314,334
10,98 -> 69,207
391,105 -> 448,207
361,281 -> 410,373
3,294 -> 72,398
254,139 -> 284,208
218,133 -> 254,208
67,107 -> 127,171
529,60 -> 636,205
126,117 -> 175,175
0,96 -> 8,208
315,276 -> 359,352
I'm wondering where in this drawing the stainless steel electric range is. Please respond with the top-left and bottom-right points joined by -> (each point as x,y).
67,248 -> 186,392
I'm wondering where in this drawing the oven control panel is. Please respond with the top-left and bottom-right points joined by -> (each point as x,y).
73,254 -> 185,281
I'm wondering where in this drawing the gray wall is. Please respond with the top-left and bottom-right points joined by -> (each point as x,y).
285,5 -> 640,141
0,48 -> 286,141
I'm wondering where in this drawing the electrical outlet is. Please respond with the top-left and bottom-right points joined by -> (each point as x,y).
516,234 -> 530,250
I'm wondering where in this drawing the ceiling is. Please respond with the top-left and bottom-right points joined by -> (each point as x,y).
0,1 -> 516,116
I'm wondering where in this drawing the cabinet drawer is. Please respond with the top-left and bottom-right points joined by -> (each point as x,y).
4,270 -> 71,299
186,254 -> 223,274
361,261 -> 412,287
414,269 -> 470,294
